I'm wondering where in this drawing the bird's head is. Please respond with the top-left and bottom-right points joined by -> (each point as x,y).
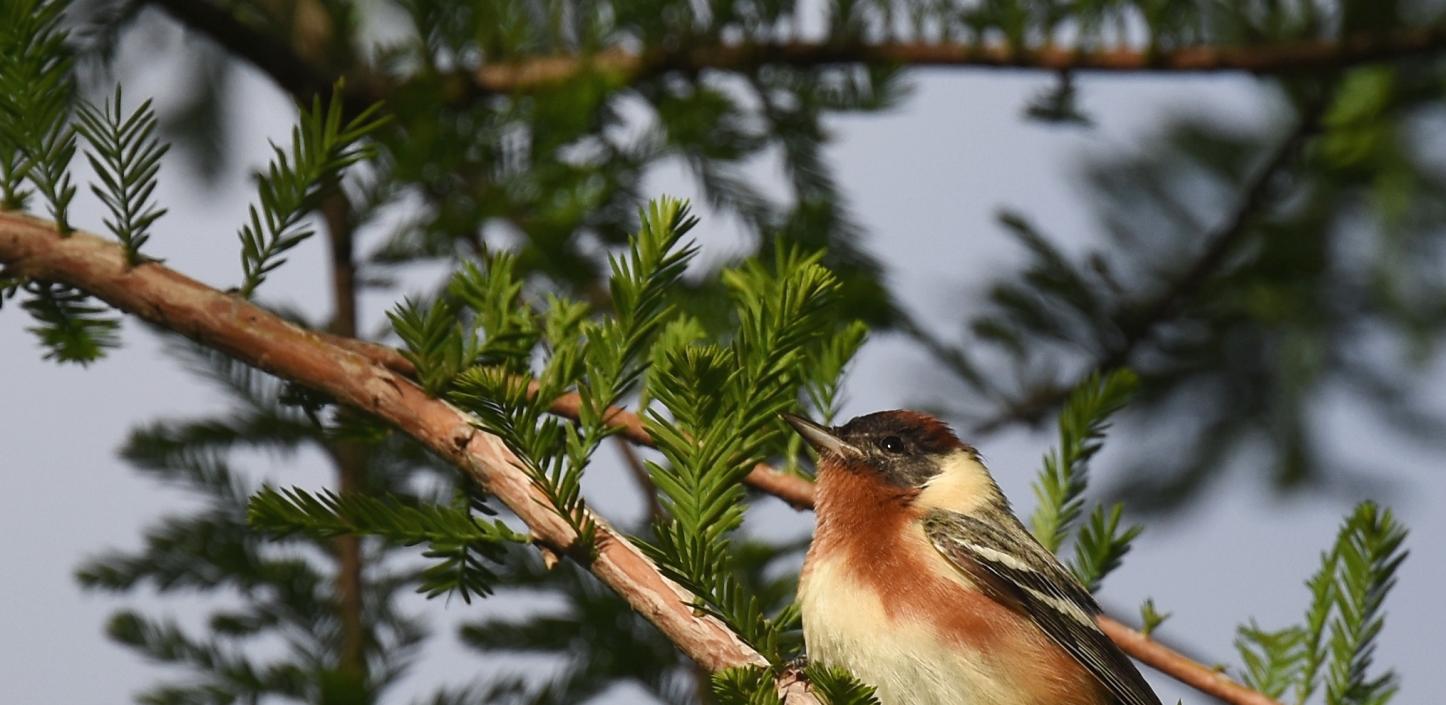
784,410 -> 1004,514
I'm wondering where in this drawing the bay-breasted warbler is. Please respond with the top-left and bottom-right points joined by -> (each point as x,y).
785,410 -> 1161,705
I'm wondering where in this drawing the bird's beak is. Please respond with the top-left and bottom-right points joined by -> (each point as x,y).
783,414 -> 861,458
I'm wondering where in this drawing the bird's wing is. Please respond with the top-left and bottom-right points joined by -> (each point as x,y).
923,509 -> 1161,705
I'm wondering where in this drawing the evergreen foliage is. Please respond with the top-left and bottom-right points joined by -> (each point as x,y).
1015,369 -> 1149,601
379,197 -> 864,696
1237,622 -> 1306,700
1231,502 -> 1408,705
237,84 -> 384,296
73,340 -> 440,703
711,666 -> 784,705
19,279 -> 119,364
1137,598 -> 1170,638
442,199 -> 702,548
388,296 -> 476,396
954,73 -> 1446,508
801,321 -> 870,426
248,486 -> 528,601
0,270 -> 19,305
447,256 -> 540,367
1071,503 -> 1145,595
0,0 -> 75,227
643,245 -> 847,661
1322,503 -> 1407,705
779,319 -> 868,474
457,555 -> 700,703
709,662 -> 880,705
802,663 -> 882,705
1026,370 -> 1144,595
0,0 -> 1433,703
74,86 -> 169,264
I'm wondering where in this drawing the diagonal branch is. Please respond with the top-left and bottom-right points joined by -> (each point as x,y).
0,212 -> 815,703
0,211 -> 1277,705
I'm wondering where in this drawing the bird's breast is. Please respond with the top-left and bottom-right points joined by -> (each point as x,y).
798,523 -> 1106,705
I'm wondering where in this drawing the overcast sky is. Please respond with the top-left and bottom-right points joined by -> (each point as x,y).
2,23 -> 1444,705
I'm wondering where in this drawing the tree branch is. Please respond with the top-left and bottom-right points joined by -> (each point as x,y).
0,211 -> 1279,705
0,212 -> 814,702
467,30 -> 1446,93
1098,617 -> 1281,705
142,0 -> 1446,108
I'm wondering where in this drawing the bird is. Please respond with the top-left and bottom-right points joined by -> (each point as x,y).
783,410 -> 1161,705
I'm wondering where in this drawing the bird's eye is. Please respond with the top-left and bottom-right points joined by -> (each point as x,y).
878,436 -> 905,454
